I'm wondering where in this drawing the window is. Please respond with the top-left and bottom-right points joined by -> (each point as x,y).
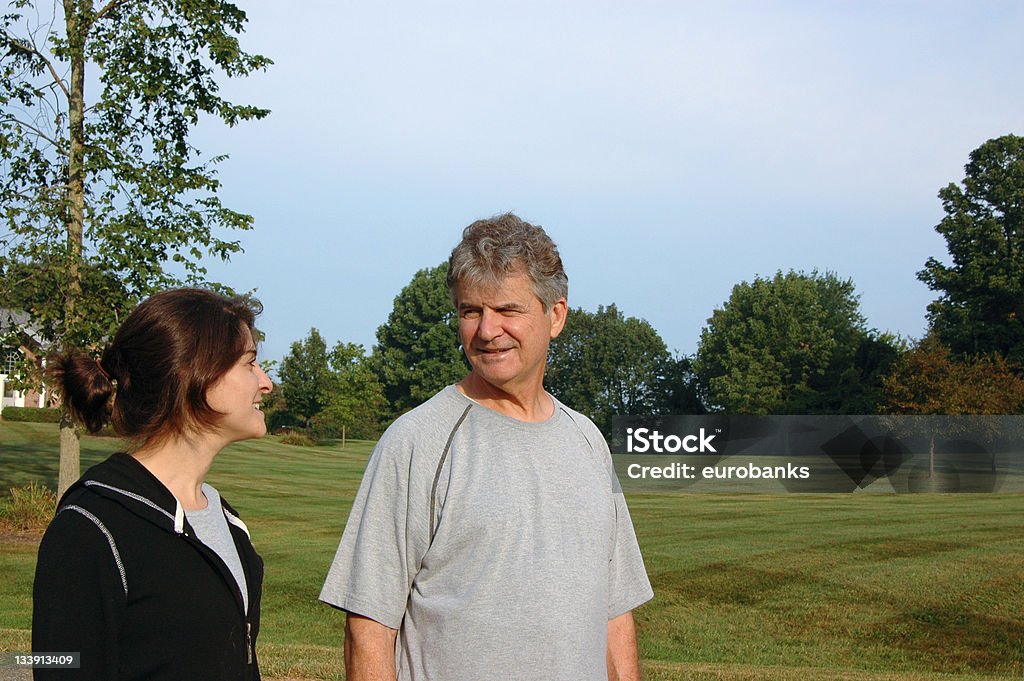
2,347 -> 20,377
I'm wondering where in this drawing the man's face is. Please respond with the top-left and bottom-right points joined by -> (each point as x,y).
456,270 -> 567,395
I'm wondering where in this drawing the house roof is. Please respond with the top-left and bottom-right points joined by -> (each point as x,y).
0,308 -> 44,348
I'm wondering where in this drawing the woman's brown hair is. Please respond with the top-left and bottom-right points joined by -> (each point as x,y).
48,288 -> 262,446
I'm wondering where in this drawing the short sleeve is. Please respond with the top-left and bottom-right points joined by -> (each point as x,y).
319,432 -> 429,630
567,408 -> 654,619
606,491 -> 654,619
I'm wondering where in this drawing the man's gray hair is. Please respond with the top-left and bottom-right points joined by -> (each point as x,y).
447,213 -> 569,311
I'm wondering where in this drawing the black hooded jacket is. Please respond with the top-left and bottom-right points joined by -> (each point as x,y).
32,453 -> 263,681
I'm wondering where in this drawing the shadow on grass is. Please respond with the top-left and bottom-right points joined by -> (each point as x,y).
0,443 -> 62,490
653,561 -> 814,606
0,437 -> 120,495
829,538 -> 969,561
867,607 -> 1024,672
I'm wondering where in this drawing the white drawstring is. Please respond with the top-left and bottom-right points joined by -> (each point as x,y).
174,499 -> 185,534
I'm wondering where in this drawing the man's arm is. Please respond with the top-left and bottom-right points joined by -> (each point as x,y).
606,610 -> 640,681
344,613 -> 399,681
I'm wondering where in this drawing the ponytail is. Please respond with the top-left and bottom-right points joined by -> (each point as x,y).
48,349 -> 116,433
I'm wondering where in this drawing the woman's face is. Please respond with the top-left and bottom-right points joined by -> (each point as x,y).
205,329 -> 273,444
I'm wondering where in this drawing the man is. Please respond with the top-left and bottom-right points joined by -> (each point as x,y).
320,213 -> 653,680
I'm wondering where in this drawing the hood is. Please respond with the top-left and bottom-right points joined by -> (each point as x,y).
59,452 -> 252,540
60,452 -> 185,534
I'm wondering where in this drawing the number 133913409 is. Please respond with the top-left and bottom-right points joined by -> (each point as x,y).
9,653 -> 80,668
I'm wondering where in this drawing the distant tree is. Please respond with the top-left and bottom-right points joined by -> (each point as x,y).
277,328 -> 332,427
1,0 -> 270,494
822,332 -> 904,413
880,335 -> 1024,416
653,354 -> 707,416
371,264 -> 466,417
275,331 -> 387,440
257,380 -> 301,433
879,334 -> 1024,482
695,270 -> 894,414
316,342 -> 386,441
918,134 -> 1024,363
546,304 -> 695,435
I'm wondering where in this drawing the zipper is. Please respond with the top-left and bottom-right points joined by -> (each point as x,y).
179,532 -> 253,666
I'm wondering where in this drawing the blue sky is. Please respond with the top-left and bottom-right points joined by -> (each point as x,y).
190,1 -> 1024,367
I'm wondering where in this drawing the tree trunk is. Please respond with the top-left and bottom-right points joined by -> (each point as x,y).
57,410 -> 80,498
57,0 -> 87,496
929,432 -> 935,479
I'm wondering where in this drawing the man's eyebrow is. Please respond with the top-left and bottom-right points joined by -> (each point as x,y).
459,301 -> 529,311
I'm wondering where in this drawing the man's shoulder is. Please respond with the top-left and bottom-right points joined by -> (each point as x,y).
552,397 -> 606,446
378,385 -> 471,449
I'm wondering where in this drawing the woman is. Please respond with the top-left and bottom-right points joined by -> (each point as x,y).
33,288 -> 273,681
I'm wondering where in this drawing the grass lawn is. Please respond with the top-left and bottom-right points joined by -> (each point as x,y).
1,421 -> 1021,680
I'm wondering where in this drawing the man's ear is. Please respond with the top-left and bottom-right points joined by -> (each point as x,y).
549,298 -> 568,339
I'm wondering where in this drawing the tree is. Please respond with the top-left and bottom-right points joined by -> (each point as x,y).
546,304 -> 699,436
1,0 -> 270,494
880,334 -> 1024,416
371,264 -> 466,417
257,375 -> 301,434
652,354 -> 706,416
694,270 -> 896,414
276,330 -> 387,440
878,334 -> 1024,484
317,342 -> 386,441
918,134 -> 1024,363
277,328 -> 332,427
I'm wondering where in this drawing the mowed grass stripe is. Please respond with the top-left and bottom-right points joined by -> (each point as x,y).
1,422 -> 1021,680
633,493 -> 1023,674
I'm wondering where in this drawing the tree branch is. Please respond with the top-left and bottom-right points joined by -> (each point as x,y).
0,116 -> 62,148
3,30 -> 71,101
0,184 -> 66,205
94,0 -> 135,23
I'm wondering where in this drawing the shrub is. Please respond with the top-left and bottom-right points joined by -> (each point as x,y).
308,414 -> 382,441
0,481 -> 57,532
278,431 -> 317,447
1,407 -> 61,423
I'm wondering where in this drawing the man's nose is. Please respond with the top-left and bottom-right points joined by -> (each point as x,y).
477,308 -> 503,340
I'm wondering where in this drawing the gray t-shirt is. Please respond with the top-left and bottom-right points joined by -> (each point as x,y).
320,386 -> 653,681
184,483 -> 249,613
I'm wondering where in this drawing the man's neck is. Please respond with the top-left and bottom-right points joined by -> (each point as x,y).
457,373 -> 554,423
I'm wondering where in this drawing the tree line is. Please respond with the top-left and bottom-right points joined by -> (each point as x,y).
269,137 -> 1024,440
